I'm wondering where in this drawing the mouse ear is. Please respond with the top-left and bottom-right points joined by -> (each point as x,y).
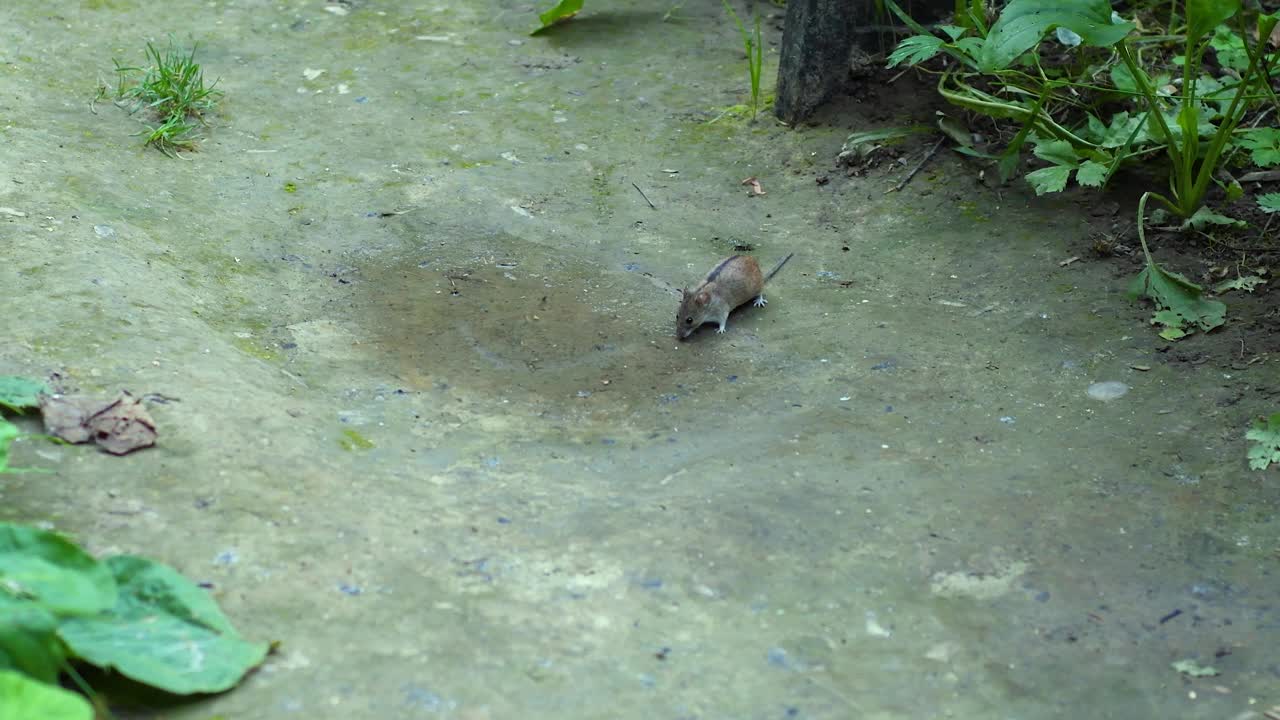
695,290 -> 711,305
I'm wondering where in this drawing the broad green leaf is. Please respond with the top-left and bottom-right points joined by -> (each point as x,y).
1185,206 -> 1246,229
1075,159 -> 1108,186
1111,64 -> 1171,97
1128,260 -> 1226,337
0,670 -> 92,720
0,596 -> 65,684
1258,192 -> 1280,213
1086,111 -> 1150,148
1031,138 -> 1078,166
530,0 -> 584,35
58,555 -> 268,695
1209,26 -> 1249,71
1110,63 -> 1138,93
887,35 -> 945,68
1235,128 -> 1280,168
0,524 -> 116,616
1186,0 -> 1239,46
938,25 -> 968,41
1025,165 -> 1072,194
953,37 -> 985,60
980,0 -> 1134,72
0,377 -> 47,413
1246,413 -> 1280,470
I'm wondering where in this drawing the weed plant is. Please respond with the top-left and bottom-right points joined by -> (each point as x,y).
883,0 -> 1279,341
723,0 -> 764,120
113,39 -> 221,155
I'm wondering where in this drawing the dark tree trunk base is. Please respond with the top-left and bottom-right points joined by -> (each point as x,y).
774,0 -> 952,125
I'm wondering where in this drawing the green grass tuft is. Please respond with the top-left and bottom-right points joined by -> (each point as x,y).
113,38 -> 221,155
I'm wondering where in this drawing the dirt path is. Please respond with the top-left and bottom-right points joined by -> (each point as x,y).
1,1 -> 1276,718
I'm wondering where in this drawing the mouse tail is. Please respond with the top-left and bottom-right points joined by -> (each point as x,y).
763,252 -> 794,283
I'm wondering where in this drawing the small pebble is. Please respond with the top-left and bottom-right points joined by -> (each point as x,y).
93,224 -> 115,238
1087,381 -> 1129,401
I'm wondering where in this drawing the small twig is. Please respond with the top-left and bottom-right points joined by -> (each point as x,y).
886,67 -> 911,84
1259,211 -> 1276,237
1239,170 -> 1280,182
632,182 -> 656,209
885,137 -> 945,194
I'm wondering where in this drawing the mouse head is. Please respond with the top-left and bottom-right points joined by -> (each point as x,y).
676,287 -> 711,340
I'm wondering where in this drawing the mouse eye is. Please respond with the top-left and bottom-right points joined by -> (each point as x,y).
684,317 -> 693,324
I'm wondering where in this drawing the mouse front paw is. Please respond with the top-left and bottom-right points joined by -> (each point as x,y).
753,295 -> 767,307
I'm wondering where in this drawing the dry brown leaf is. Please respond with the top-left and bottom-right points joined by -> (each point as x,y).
741,176 -> 766,196
40,391 -> 157,455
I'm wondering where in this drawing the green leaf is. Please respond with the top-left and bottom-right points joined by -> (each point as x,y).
1075,159 -> 1108,186
1186,0 -> 1240,46
1235,128 -> 1280,168
0,377 -> 48,413
1223,178 -> 1244,202
1172,658 -> 1221,677
953,37 -> 985,60
1025,165 -> 1072,194
887,35 -> 945,68
938,24 -> 968,40
530,0 -> 584,35
841,126 -> 929,159
1258,193 -> 1280,213
1087,111 -> 1150,148
980,0 -> 1134,72
0,420 -> 15,475
1128,260 -> 1226,338
0,524 -> 117,616
1031,138 -> 1078,166
58,555 -> 269,695
0,596 -> 65,684
1246,413 -> 1280,470
1110,63 -> 1138,93
937,114 -> 972,147
1185,206 -> 1246,229
0,670 -> 93,720
1209,25 -> 1249,71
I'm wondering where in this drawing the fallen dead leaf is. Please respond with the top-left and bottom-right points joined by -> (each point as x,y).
741,176 -> 766,196
40,391 -> 157,455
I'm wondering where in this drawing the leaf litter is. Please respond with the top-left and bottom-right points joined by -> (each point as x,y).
39,391 -> 158,455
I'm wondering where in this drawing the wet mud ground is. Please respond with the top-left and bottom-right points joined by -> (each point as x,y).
1,1 -> 1278,718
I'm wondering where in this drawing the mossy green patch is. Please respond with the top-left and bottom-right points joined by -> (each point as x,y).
338,429 -> 375,451
231,337 -> 280,362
